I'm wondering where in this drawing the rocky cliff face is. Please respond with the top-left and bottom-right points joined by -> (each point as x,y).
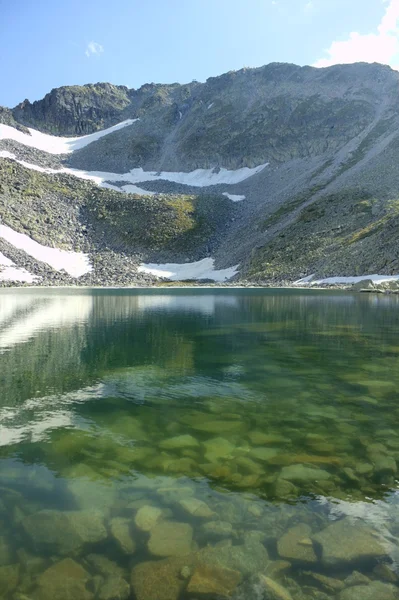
2,61 -> 399,285
11,63 -> 399,170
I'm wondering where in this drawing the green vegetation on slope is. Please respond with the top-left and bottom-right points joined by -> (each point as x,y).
248,188 -> 399,281
0,160 -> 232,259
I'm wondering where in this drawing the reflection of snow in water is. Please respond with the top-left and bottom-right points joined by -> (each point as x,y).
0,367 -> 253,445
0,411 -> 74,446
136,293 -> 238,315
0,295 -> 93,352
0,292 -> 238,353
0,384 -> 104,446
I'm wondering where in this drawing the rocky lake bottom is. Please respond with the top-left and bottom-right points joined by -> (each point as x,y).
0,288 -> 399,600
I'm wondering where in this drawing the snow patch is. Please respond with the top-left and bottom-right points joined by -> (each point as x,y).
294,273 -> 399,286
0,266 -> 38,283
138,258 -> 238,282
222,192 -> 246,202
0,119 -> 138,155
0,252 -> 38,283
121,164 -> 268,187
0,224 -> 91,277
0,252 -> 14,267
0,150 -> 15,160
121,184 -> 155,196
1,149 -> 267,193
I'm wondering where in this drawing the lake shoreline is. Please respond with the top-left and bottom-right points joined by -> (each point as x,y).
0,282 -> 353,291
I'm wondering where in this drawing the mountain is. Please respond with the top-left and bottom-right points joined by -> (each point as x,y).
1,61 -> 399,286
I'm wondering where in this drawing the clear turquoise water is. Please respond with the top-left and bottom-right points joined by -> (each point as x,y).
0,288 -> 399,599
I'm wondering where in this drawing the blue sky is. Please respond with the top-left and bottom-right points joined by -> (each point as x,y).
0,0 -> 396,107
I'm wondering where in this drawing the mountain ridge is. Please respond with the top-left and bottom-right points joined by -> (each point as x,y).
1,61 -> 399,286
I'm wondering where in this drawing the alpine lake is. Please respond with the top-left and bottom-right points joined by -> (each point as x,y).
1,288 -> 399,600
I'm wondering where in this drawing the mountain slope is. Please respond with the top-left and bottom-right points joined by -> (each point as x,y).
1,61 -> 399,285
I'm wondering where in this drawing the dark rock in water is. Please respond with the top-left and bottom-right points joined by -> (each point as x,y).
85,554 -> 125,579
0,564 -> 20,596
0,535 -> 13,565
21,509 -> 107,555
311,517 -> 387,568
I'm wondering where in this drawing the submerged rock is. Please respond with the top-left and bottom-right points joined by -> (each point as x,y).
67,478 -> 116,512
277,524 -> 317,564
273,479 -> 298,500
280,464 -> 332,482
201,520 -> 234,538
179,497 -> 215,518
338,581 -> 399,600
157,486 -> 195,504
248,431 -> 287,445
22,509 -> 107,555
303,571 -> 345,592
202,437 -> 235,462
185,417 -> 246,435
134,505 -> 163,532
311,517 -> 387,568
131,557 -> 193,600
0,564 -> 20,596
258,574 -> 293,600
249,447 -> 279,462
32,558 -> 92,600
85,554 -> 124,579
0,535 -> 13,565
109,517 -> 136,554
198,537 -> 269,575
97,576 -> 130,600
187,563 -> 242,597
159,434 -> 199,450
148,521 -> 193,557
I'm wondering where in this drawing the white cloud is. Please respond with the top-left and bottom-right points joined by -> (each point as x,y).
85,41 -> 104,58
314,0 -> 399,69
304,1 -> 314,11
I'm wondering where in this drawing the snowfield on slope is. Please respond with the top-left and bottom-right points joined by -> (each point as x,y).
294,274 -> 399,285
138,258 -> 238,282
0,150 -> 267,189
0,225 -> 91,277
0,120 -> 138,154
0,122 -> 269,189
0,252 -> 38,283
222,192 -> 246,202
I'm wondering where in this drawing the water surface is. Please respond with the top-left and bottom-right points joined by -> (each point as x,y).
1,288 -> 399,599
